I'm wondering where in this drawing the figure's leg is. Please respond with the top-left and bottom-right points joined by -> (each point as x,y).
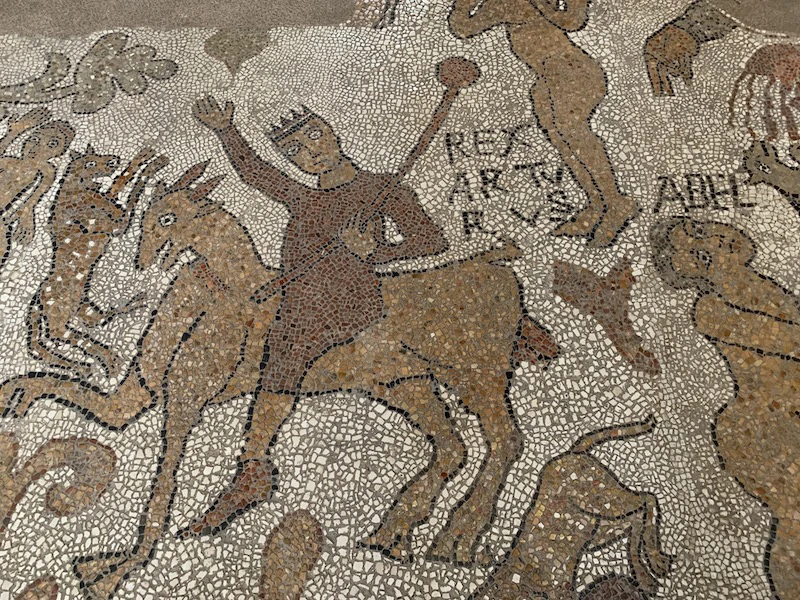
428,369 -> 522,565
539,53 -> 638,247
1,371 -> 154,426
530,79 -> 606,238
179,315 -> 317,539
553,259 -> 660,375
362,377 -> 467,561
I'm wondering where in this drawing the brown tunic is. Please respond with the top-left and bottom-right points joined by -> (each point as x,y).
217,125 -> 447,392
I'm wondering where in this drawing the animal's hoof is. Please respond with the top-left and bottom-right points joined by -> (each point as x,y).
360,530 -> 412,563
177,458 -> 278,538
647,549 -> 674,578
73,552 -> 138,600
427,533 -> 476,566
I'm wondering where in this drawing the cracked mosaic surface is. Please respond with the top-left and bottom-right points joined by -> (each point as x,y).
0,1 -> 798,598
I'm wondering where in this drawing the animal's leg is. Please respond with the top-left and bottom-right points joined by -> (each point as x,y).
626,515 -> 659,594
780,85 -> 800,140
745,76 -> 757,138
1,372 -> 154,427
428,371 -> 522,565
362,378 -> 466,561
765,78 -> 780,141
561,456 -> 671,590
74,393 -> 203,600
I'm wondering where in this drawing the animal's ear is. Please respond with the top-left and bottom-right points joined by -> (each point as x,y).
148,181 -> 168,206
168,160 -> 209,194
69,149 -> 82,161
190,174 -> 225,204
85,143 -> 96,154
195,200 -> 221,218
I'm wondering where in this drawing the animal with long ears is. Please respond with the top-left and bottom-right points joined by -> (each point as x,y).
1,169 -> 559,599
29,144 -> 167,378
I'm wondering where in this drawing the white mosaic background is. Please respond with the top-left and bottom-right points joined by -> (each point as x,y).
1,0 -> 799,598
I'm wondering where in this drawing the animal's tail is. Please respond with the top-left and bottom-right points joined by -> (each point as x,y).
570,415 -> 656,454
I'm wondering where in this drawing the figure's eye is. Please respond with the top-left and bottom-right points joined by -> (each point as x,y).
107,158 -> 119,169
85,161 -> 97,168
48,138 -> 60,148
159,213 -> 177,227
283,142 -> 301,157
306,127 -> 323,140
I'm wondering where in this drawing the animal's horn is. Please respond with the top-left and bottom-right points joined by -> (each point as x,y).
169,160 -> 210,193
190,174 -> 225,203
149,181 -> 168,205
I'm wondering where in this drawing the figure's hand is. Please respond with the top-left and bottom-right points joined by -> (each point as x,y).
193,95 -> 234,132
340,210 -> 377,260
7,107 -> 52,136
644,24 -> 699,96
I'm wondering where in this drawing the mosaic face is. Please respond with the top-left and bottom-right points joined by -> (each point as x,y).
0,1 -> 798,599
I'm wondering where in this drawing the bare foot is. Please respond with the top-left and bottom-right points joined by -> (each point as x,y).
178,458 -> 278,538
552,200 -> 604,238
587,195 -> 639,248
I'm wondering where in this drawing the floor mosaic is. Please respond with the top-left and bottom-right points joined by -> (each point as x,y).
0,1 -> 798,598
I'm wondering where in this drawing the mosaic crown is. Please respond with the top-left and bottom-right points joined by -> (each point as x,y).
268,105 -> 317,142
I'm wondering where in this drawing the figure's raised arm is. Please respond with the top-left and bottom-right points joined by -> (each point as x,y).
449,0 -> 532,38
530,0 -> 589,31
193,96 -> 305,206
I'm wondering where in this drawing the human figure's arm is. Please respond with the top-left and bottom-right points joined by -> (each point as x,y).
0,107 -> 51,156
530,0 -> 589,31
449,0 -> 531,39
193,96 -> 305,208
367,185 -> 448,265
696,293 -> 800,360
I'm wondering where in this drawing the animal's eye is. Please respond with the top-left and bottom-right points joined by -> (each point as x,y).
692,249 -> 713,270
306,127 -> 323,140
85,161 -> 97,168
107,158 -> 119,169
159,213 -> 177,227
48,138 -> 59,148
283,142 -> 300,157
